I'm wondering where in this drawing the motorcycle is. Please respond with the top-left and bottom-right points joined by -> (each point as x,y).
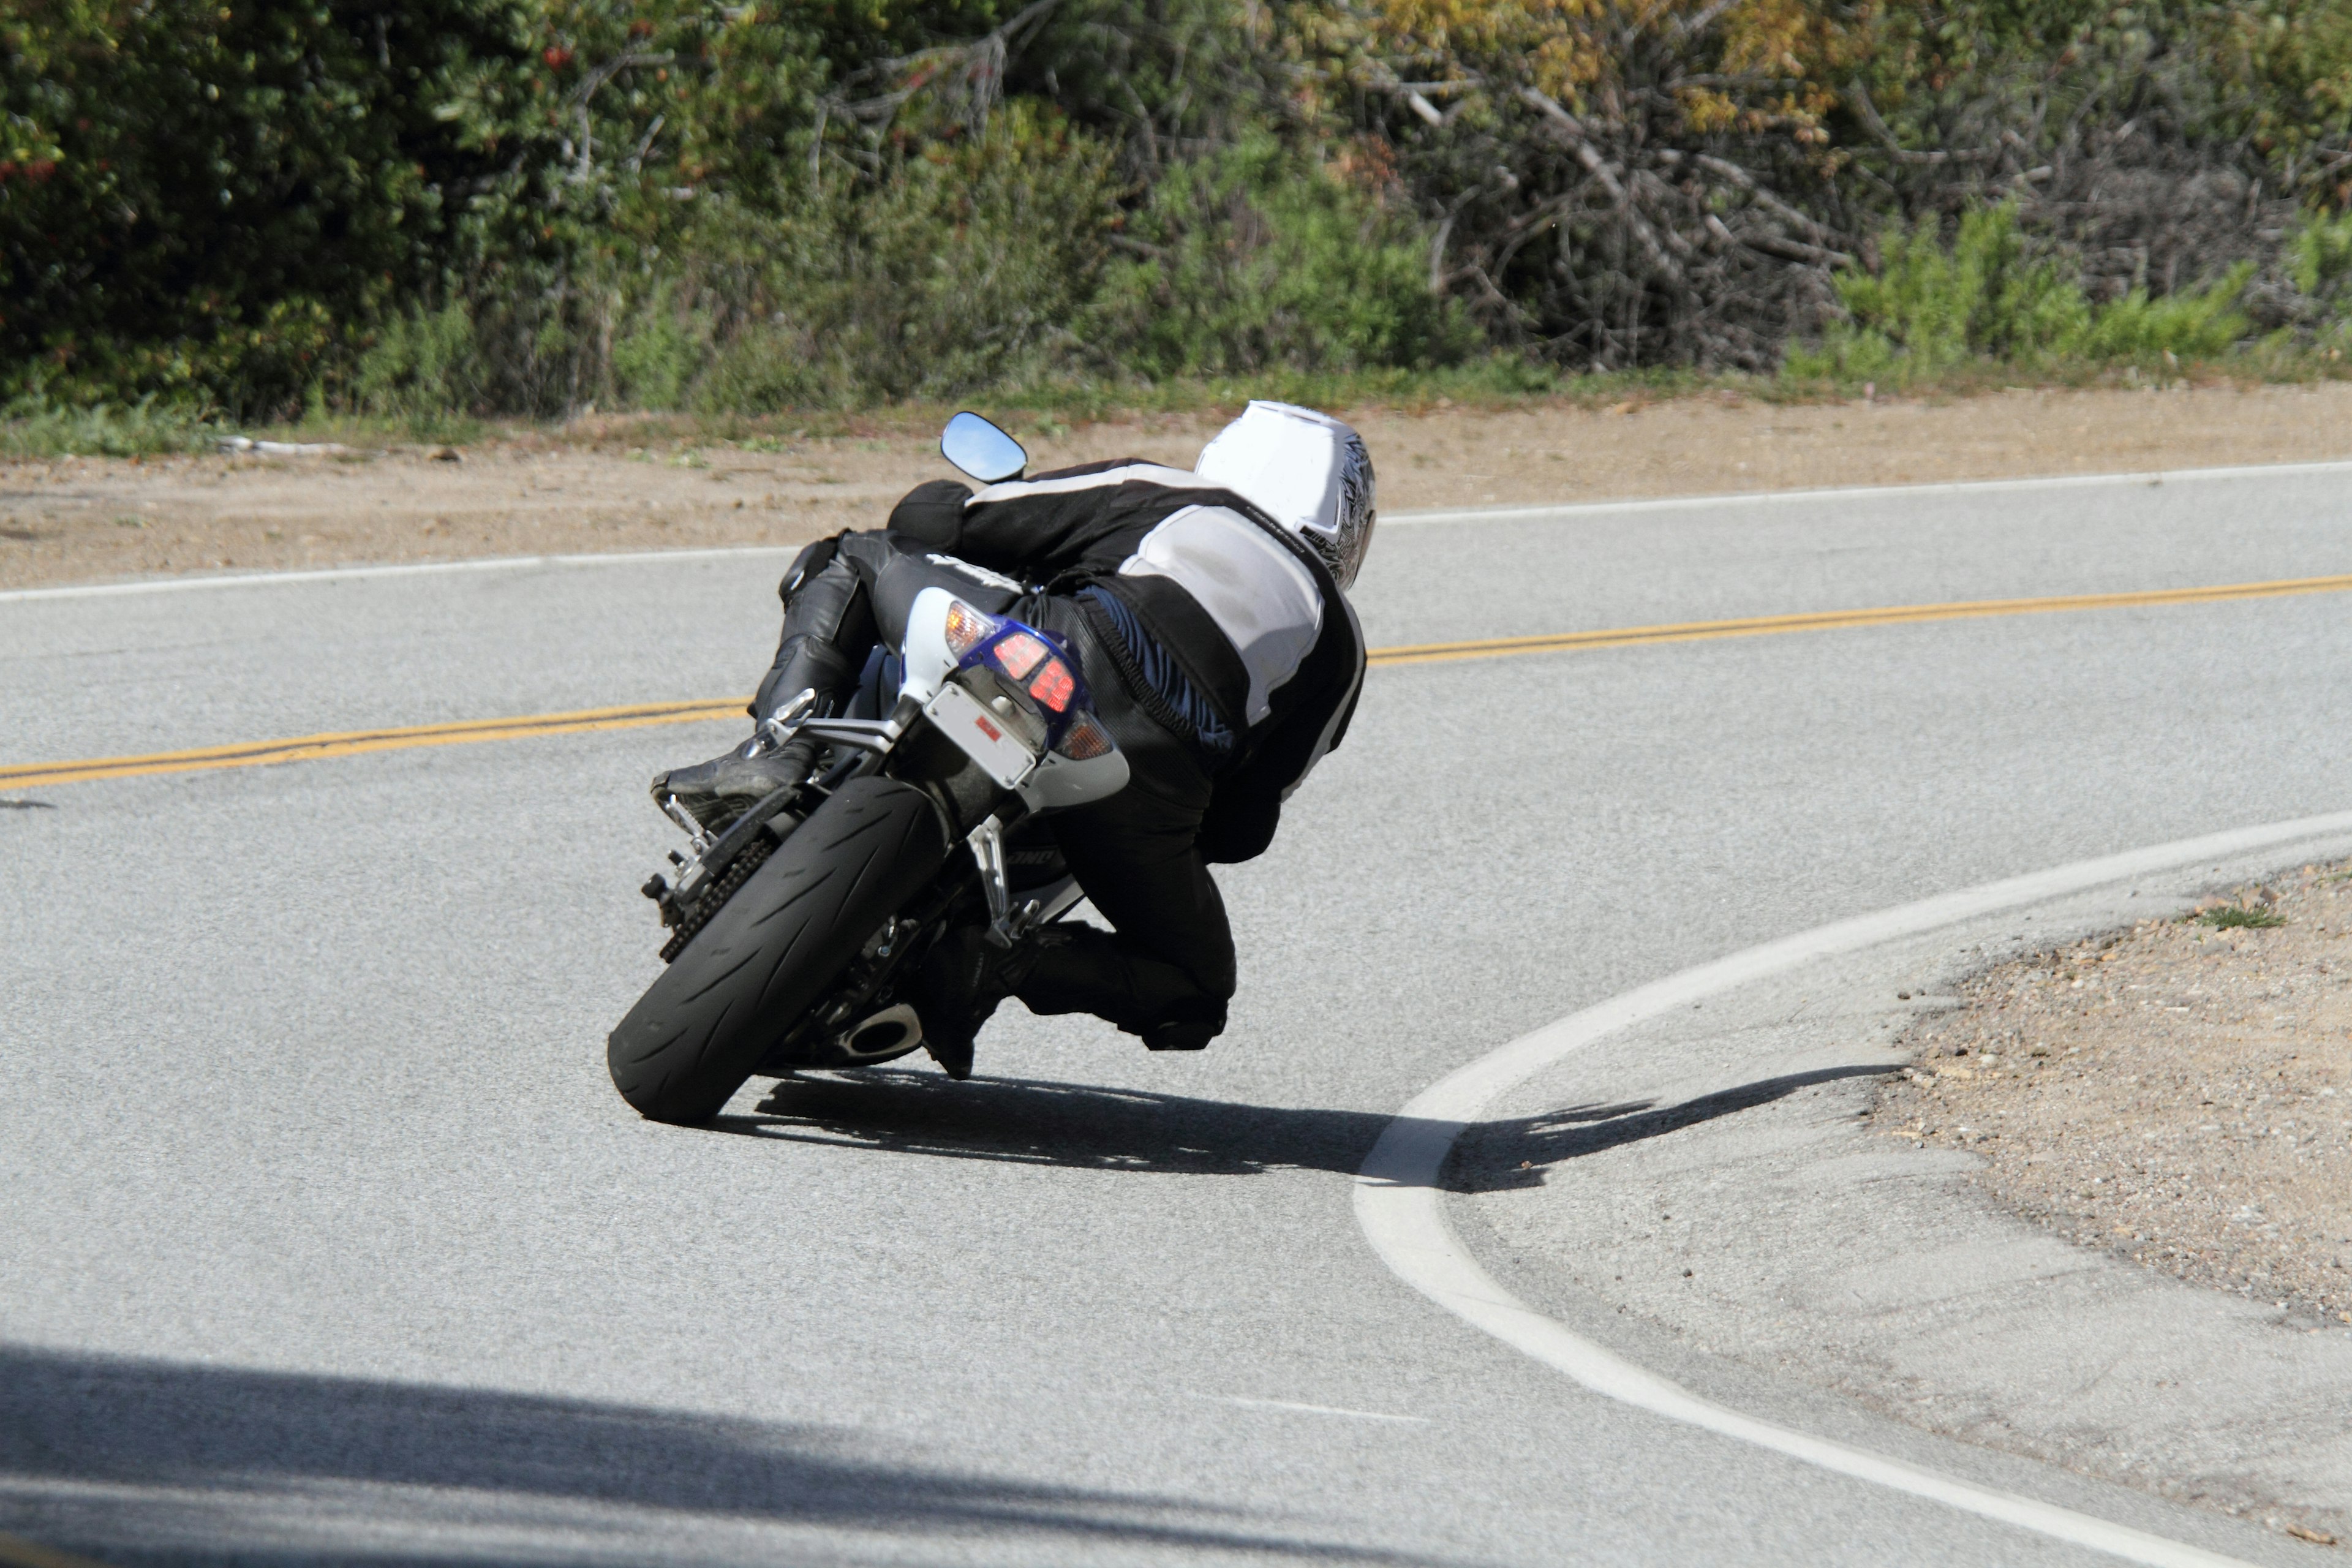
606,413 -> 1131,1125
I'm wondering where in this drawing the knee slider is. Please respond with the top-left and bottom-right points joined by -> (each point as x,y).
1144,992 -> 1226,1051
1143,1017 -> 1219,1052
778,535 -> 842,600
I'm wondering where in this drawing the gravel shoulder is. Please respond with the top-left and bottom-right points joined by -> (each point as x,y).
1877,861 -> 2352,1330
10,380 -> 2352,590
1452,842 -> 2352,1553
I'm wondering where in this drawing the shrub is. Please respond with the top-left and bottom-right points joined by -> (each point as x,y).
1792,203 -> 2253,383
0,0 -> 519,415
2291,210 -> 2352,300
683,113 -> 1123,409
354,304 -> 489,431
2071,269 -> 2254,360
0,394 -> 220,458
1088,136 -> 1475,379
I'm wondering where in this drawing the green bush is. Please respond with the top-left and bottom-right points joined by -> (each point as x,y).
0,394 -> 221,458
679,113 -> 1122,409
0,0 -> 519,414
1792,203 -> 2253,383
609,288 -> 709,413
2291,210 -> 2352,300
2070,269 -> 2254,360
354,304 -> 489,431
1088,137 -> 1474,378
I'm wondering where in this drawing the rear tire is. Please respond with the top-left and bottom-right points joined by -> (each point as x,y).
608,776 -> 951,1124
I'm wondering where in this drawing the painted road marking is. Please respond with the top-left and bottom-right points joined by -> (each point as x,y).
0,699 -> 745,791
1355,810 -> 2352,1568
1365,571 -> 2352,666
0,545 -> 799,605
1380,454 -> 2352,527
1203,1395 -> 1431,1423
8,454 -> 2352,606
9,570 -> 2351,792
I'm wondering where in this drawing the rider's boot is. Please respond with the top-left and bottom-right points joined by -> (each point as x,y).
906,926 -> 1028,1080
649,731 -> 817,833
651,544 -> 872,832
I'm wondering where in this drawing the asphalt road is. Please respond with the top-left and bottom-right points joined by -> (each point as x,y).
5,464 -> 2352,1566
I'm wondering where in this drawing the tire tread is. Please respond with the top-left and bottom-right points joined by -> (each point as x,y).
607,778 -> 949,1123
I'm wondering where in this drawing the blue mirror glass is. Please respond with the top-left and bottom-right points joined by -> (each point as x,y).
940,411 -> 1027,484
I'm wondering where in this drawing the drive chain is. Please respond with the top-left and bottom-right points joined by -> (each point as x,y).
660,835 -> 778,963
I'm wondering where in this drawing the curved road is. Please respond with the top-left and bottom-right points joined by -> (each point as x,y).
6,464 -> 2351,1566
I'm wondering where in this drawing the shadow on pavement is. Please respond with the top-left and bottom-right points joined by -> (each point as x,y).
0,1344 -> 1450,1567
2,1073 -> 1889,1563
723,1064 -> 1890,1189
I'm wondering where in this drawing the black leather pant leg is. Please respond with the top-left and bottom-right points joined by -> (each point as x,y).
755,535 -> 1025,723
752,554 -> 875,723
1008,599 -> 1235,1050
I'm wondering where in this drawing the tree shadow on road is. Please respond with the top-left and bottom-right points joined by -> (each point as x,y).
720,1063 -> 1891,1189
0,1343 -> 1456,1568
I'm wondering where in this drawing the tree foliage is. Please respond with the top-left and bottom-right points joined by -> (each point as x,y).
2,0 -> 521,410
7,0 -> 2352,413
1321,0 -> 2352,366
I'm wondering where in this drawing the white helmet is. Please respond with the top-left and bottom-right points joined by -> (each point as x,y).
1194,401 -> 1376,590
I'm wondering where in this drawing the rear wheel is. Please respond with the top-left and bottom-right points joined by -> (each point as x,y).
608,776 -> 952,1124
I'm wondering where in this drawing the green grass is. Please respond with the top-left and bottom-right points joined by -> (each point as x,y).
518,348 -> 2352,454
0,397 -> 227,458
0,401 -> 491,460
2195,904 -> 2287,929
10,347 -> 2352,461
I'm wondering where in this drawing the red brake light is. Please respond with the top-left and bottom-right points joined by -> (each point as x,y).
992,631 -> 1047,680
1028,658 -> 1075,712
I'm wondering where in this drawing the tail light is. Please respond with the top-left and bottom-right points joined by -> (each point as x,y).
944,600 -> 998,657
1027,658 -> 1075,713
983,629 -> 1075,713
938,603 -> 1104,758
1055,712 -> 1114,760
991,630 -> 1048,679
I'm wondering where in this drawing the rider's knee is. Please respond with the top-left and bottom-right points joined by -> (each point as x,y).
1144,1016 -> 1220,1052
1142,990 -> 1227,1051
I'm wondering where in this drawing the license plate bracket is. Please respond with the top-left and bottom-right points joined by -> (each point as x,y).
923,680 -> 1038,788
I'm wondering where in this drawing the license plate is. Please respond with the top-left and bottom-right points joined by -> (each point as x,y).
924,680 -> 1038,788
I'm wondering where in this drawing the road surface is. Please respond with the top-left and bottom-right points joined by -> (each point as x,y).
5,464 -> 2351,1566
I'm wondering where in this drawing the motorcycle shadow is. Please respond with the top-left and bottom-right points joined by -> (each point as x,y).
714,1062 -> 1891,1189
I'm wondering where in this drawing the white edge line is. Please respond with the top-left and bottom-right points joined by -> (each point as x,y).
1204,1395 -> 1431,1423
1355,809 -> 2352,1568
0,545 -> 800,605
9,456 -> 2351,603
1378,456 -> 2352,526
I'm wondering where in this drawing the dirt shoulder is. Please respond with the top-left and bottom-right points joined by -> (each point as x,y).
9,380 -> 2352,592
1877,863 -> 2352,1329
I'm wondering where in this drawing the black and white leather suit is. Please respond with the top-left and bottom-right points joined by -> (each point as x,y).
748,458 -> 1368,1051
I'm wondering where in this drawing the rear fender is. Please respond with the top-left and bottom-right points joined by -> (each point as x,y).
899,586 -> 965,709
900,586 -> 1132,812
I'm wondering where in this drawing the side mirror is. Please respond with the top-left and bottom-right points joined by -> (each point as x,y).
940,411 -> 1027,484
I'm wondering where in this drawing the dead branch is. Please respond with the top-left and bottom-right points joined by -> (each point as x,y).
1517,87 -> 1689,294
1845,81 -> 2000,166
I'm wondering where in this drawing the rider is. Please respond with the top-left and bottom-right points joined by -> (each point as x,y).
651,400 -> 1374,1077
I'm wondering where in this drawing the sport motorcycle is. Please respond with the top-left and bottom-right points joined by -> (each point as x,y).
607,413 -> 1129,1124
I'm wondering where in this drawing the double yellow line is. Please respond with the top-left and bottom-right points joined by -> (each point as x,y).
8,571 -> 2350,794
2,699 -> 747,792
1365,571 -> 2352,666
